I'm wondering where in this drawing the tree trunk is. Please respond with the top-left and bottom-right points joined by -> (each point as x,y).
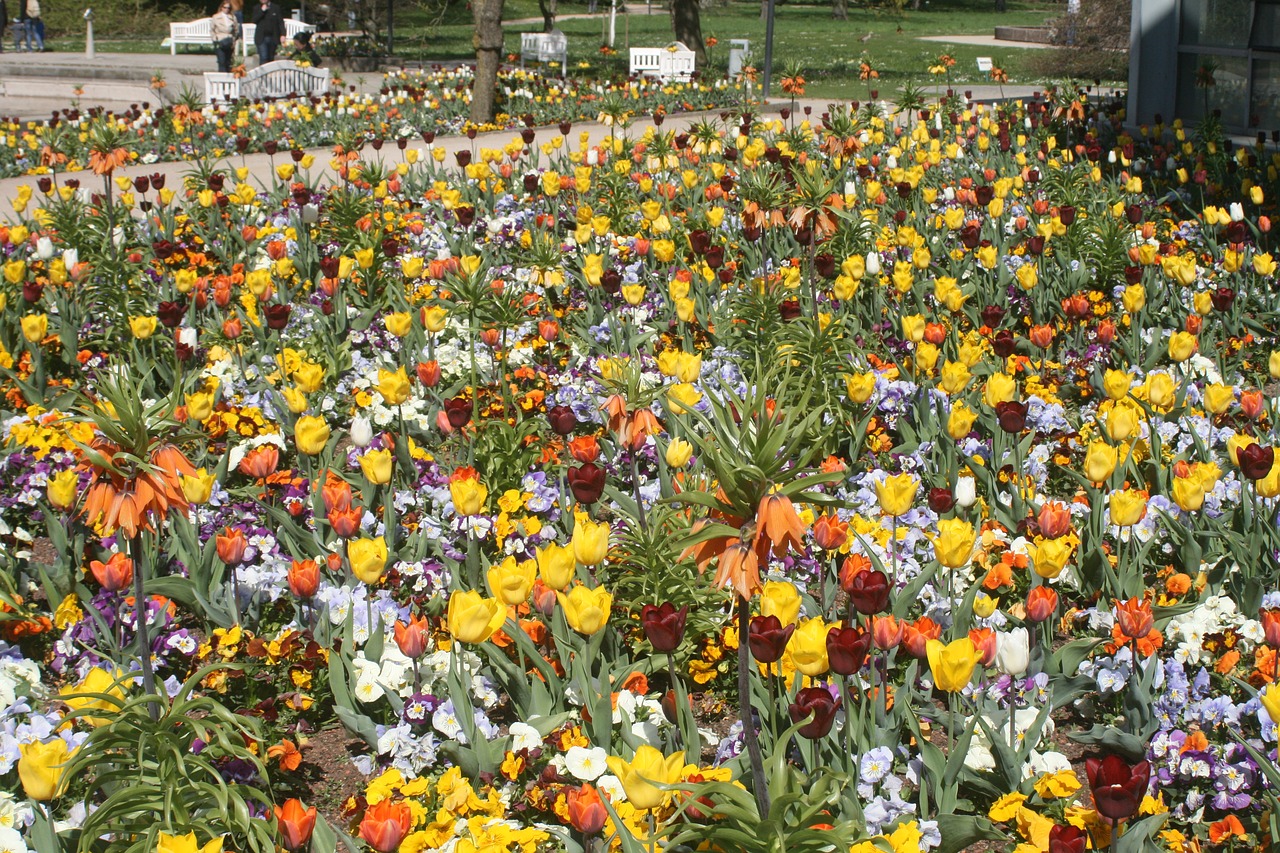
471,0 -> 506,124
760,0 -> 767,20
832,0 -> 847,20
539,0 -> 557,32
672,0 -> 708,65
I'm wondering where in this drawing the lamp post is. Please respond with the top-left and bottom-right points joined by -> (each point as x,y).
83,8 -> 95,58
761,0 -> 775,99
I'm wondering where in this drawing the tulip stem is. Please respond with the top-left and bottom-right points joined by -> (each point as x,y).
737,598 -> 770,817
667,651 -> 682,752
128,535 -> 159,721
648,809 -> 657,853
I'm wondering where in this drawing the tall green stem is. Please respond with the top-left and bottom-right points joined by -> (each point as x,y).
737,599 -> 770,816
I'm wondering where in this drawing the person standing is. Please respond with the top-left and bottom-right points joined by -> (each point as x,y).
13,0 -> 26,51
211,1 -> 238,72
251,0 -> 283,64
24,0 -> 41,51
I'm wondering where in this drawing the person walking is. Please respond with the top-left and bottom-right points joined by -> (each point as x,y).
211,1 -> 238,72
24,0 -> 41,51
251,0 -> 283,64
12,1 -> 25,51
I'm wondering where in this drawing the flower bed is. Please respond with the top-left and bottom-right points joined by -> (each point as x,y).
0,84 -> 1278,853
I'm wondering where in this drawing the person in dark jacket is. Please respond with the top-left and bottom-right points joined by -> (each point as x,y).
291,30 -> 320,66
251,0 -> 283,64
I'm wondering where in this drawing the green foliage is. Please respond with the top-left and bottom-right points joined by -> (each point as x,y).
61,668 -> 277,853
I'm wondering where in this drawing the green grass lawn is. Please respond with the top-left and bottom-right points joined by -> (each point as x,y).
393,0 -> 1071,97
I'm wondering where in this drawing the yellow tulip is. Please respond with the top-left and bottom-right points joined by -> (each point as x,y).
488,556 -> 537,605
939,361 -> 971,395
1106,399 -> 1142,442
46,469 -> 78,510
537,542 -> 576,590
558,584 -> 612,635
1258,460 -> 1280,499
185,391 -> 214,422
789,617 -> 831,676
983,372 -> 1017,408
926,637 -> 982,692
1254,253 -> 1277,276
572,517 -> 610,566
181,468 -> 216,505
1146,373 -> 1177,410
1203,383 -> 1234,415
1227,433 -> 1257,467
876,473 -> 918,517
423,306 -> 449,334
605,745 -> 685,811
18,739 -> 71,801
294,415 -> 331,455
1122,283 -> 1146,313
934,517 -> 976,568
760,581 -> 801,626
1102,369 -> 1131,402
281,387 -> 308,415
1109,489 -> 1147,527
1083,441 -> 1118,483
377,367 -> 412,406
446,589 -> 507,644
359,448 -> 393,485
1258,684 -> 1280,726
664,438 -> 693,468
384,311 -> 413,338
915,342 -> 940,373
61,666 -> 125,727
400,256 -> 424,279
947,402 -> 977,439
845,372 -> 877,403
348,537 -> 388,585
156,831 -> 225,853
21,314 -> 47,343
973,593 -> 998,618
449,472 -> 487,516
1172,476 -> 1205,512
902,314 -> 925,343
1167,331 -> 1197,363
128,316 -> 158,340
1030,536 -> 1074,579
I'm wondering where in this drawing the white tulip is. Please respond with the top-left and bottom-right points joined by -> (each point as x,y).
62,248 -> 79,270
1230,202 -> 1245,222
177,327 -> 197,348
955,476 -> 977,508
35,237 -> 54,260
865,251 -> 881,275
351,415 -> 373,448
995,628 -> 1030,677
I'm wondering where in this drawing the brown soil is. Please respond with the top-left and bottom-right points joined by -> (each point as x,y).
297,726 -> 369,827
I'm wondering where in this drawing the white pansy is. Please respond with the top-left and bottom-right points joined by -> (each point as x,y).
564,745 -> 608,781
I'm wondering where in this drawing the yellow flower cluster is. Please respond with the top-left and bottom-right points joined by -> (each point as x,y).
5,407 -> 96,459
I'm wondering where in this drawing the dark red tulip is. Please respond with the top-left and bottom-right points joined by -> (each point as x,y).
778,299 -> 801,322
974,185 -> 994,206
566,462 -> 605,505
157,300 -> 186,328
320,255 -> 340,279
264,304 -> 292,331
814,252 -> 837,279
995,400 -> 1028,433
980,304 -> 1006,329
992,329 -> 1017,359
1239,443 -> 1276,480
1211,286 -> 1235,312
826,625 -> 871,675
703,245 -> 724,269
22,282 -> 43,303
927,487 -> 955,514
1048,825 -> 1087,853
1085,755 -> 1150,824
1026,235 -> 1045,256
688,229 -> 711,256
1224,220 -> 1247,245
960,225 -> 981,250
444,397 -> 473,429
842,566 -> 890,615
640,603 -> 688,653
1058,205 -> 1076,226
788,686 -> 839,738
455,150 -> 472,168
748,615 -> 795,663
547,405 -> 577,436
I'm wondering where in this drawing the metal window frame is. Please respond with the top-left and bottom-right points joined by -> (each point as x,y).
1174,0 -> 1280,131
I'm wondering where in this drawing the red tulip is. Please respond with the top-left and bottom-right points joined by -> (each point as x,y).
640,602 -> 688,653
842,565 -> 890,615
1048,824 -> 1087,853
567,784 -> 608,834
1026,586 -> 1059,623
789,686 -> 839,739
826,625 -> 871,675
748,614 -> 795,664
89,553 -> 134,592
394,614 -> 431,658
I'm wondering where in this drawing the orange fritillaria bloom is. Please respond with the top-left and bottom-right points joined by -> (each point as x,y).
713,538 -> 761,601
88,147 -> 130,176
81,440 -> 195,538
753,493 -> 806,562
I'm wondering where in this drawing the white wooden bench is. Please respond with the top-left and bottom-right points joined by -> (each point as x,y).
204,59 -> 331,103
629,41 -> 695,82
165,17 -> 315,60
520,30 -> 568,75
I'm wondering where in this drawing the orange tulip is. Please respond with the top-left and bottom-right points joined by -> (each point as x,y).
1114,598 -> 1154,642
238,445 -> 279,479
812,513 -> 849,551
358,800 -> 412,853
288,559 -> 319,598
216,527 -> 248,567
274,798 -> 317,851
394,614 -> 431,658
1036,501 -> 1073,540
567,784 -> 608,835
568,435 -> 600,463
89,553 -> 133,592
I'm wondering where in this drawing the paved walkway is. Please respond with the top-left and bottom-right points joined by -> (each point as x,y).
917,34 -> 1053,50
